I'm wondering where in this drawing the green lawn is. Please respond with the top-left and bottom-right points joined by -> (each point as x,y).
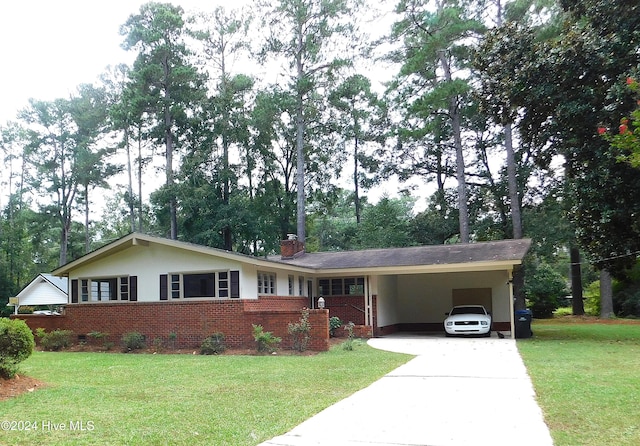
0,342 -> 411,445
518,321 -> 640,446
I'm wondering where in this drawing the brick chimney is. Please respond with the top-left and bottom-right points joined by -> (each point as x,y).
281,234 -> 305,259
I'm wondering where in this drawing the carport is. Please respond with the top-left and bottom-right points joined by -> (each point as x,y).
282,238 -> 531,339
372,265 -> 518,337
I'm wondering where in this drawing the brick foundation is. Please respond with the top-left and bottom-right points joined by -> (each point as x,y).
13,297 -> 329,351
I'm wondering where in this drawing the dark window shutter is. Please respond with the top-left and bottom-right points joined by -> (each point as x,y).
71,279 -> 79,303
130,276 -> 138,301
160,274 -> 168,300
230,270 -> 240,298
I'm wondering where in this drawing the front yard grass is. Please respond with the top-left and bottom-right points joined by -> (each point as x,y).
518,320 -> 640,446
0,342 -> 411,445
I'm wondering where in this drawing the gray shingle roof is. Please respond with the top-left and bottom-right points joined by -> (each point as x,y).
273,238 -> 531,270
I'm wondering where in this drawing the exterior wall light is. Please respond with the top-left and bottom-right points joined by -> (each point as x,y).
317,296 -> 325,309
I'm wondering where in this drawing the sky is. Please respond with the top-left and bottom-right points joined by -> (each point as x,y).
0,1 -> 427,213
0,0 -> 253,123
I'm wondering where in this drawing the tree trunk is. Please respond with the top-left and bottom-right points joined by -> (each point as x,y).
354,131 -> 361,224
600,268 -> 614,318
505,123 -> 522,239
125,127 -> 135,233
570,246 -> 585,315
438,50 -> 469,243
137,129 -> 144,232
451,98 -> 469,243
164,57 -> 177,240
84,184 -> 91,253
59,218 -> 69,267
295,25 -> 306,243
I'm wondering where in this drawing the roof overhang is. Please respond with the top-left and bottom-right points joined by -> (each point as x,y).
313,260 -> 522,276
52,233 -> 530,277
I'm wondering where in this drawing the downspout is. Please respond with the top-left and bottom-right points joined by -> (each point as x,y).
508,269 -> 515,339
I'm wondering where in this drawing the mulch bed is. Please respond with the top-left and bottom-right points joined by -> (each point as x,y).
0,375 -> 46,402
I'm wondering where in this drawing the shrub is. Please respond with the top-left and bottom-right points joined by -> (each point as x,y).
553,307 -> 573,317
252,324 -> 281,353
616,287 -> 640,317
583,280 -> 601,316
0,318 -> 35,379
152,337 -> 164,352
525,262 -> 568,318
200,333 -> 226,355
288,309 -> 311,352
87,330 -> 109,348
122,332 -> 146,352
36,328 -> 74,351
329,316 -> 342,337
342,321 -> 355,351
168,332 -> 178,349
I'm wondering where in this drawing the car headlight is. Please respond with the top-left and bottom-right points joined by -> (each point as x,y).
446,321 -> 453,326
481,321 -> 488,326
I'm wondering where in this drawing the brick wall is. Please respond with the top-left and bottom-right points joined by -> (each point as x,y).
10,314 -> 64,333
323,295 -> 366,325
13,298 -> 329,351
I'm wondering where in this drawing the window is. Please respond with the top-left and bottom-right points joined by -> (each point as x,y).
81,279 -> 89,302
218,271 -> 229,298
161,271 -> 233,300
120,277 -> 129,301
258,272 -> 276,295
171,274 -> 180,299
318,277 -> 365,296
74,277 -> 136,302
91,278 -> 117,301
288,275 -> 294,295
318,279 -> 330,296
183,273 -> 215,298
298,276 -> 305,296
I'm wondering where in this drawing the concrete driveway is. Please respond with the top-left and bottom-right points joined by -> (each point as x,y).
260,333 -> 554,446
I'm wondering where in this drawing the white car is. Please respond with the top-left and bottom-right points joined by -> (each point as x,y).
444,305 -> 492,337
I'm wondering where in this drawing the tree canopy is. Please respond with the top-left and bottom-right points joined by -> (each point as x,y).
1,0 -> 640,318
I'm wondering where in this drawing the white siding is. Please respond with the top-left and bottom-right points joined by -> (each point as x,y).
69,243 -> 248,301
19,280 -> 67,306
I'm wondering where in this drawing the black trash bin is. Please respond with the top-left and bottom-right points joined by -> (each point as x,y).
515,309 -> 533,339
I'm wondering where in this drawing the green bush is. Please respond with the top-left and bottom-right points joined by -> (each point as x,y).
36,328 -> 74,351
553,307 -> 574,317
329,316 -> 342,337
525,262 -> 568,318
583,280 -> 601,316
121,332 -> 146,352
288,309 -> 311,352
252,324 -> 281,353
200,333 -> 226,355
0,318 -> 35,379
615,286 -> 640,317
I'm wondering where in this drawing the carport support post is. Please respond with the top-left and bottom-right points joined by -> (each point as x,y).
508,269 -> 515,339
365,276 -> 372,327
